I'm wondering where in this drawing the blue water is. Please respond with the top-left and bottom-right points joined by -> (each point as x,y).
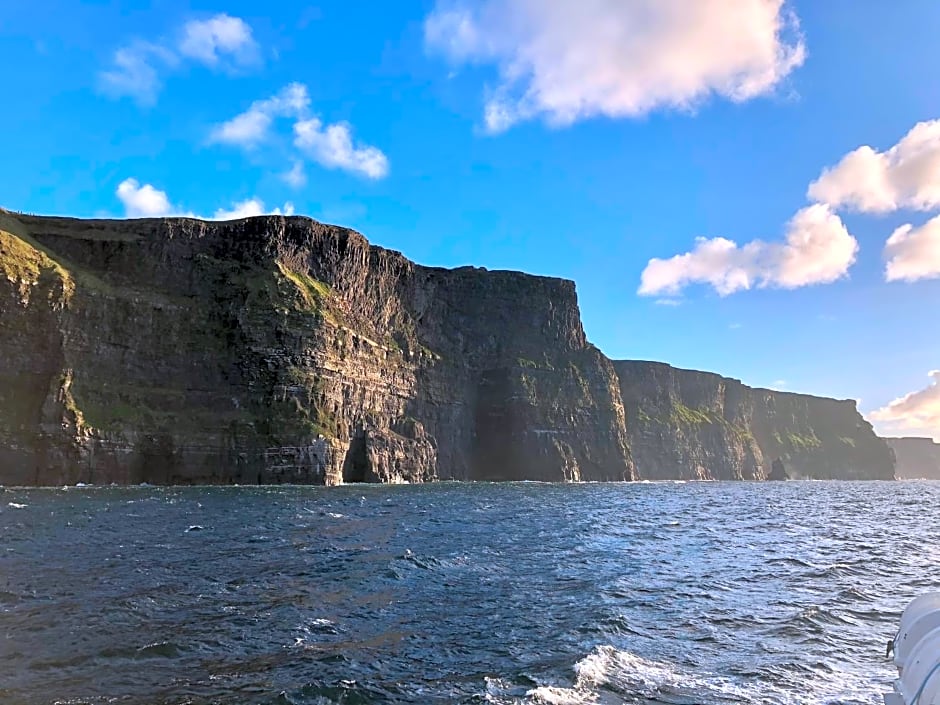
0,481 -> 935,705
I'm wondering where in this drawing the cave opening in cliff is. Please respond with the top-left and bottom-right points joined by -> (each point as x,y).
342,433 -> 369,483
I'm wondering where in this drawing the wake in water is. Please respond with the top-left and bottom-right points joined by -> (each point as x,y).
501,645 -> 884,705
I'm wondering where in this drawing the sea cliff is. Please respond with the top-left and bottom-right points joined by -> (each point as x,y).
615,361 -> 895,481
0,211 -> 895,485
0,211 -> 632,485
886,437 -> 940,479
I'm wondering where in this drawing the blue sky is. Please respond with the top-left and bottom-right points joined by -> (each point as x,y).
2,1 -> 939,439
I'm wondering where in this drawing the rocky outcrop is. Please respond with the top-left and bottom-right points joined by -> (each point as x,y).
615,361 -> 895,481
768,458 -> 789,481
0,211 -> 633,485
887,437 -> 940,479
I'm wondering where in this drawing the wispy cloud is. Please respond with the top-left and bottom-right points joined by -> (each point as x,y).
209,83 -> 390,180
424,0 -> 805,133
99,13 -> 260,105
115,178 -> 292,221
294,118 -> 389,179
178,14 -> 259,67
209,83 -> 310,147
282,160 -> 307,188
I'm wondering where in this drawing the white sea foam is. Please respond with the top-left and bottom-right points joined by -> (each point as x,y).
525,686 -> 594,704
522,645 -> 884,705
7,502 -> 27,509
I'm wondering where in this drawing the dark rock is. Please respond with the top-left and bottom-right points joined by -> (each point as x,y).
0,211 -> 633,485
768,458 -> 789,481
0,211 -> 896,485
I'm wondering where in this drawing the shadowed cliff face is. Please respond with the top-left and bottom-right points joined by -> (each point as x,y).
0,212 -> 634,485
887,437 -> 940,479
0,211 -> 896,486
615,361 -> 895,481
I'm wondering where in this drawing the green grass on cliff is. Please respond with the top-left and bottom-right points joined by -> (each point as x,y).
772,430 -> 823,450
0,212 -> 175,304
670,402 -> 713,426
276,262 -> 330,310
649,401 -> 755,443
0,216 -> 76,302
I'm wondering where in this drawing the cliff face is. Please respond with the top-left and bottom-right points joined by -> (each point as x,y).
615,361 -> 895,481
0,212 -> 633,485
887,437 -> 940,479
0,211 -> 896,486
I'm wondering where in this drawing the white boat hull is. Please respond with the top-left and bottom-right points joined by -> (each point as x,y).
886,593 -> 940,705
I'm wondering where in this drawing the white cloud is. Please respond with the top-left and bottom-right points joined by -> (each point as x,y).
116,178 -> 177,217
808,120 -> 940,213
424,0 -> 805,132
210,110 -> 272,147
282,160 -> 307,188
98,43 -> 178,105
638,204 -> 857,296
178,14 -> 258,67
212,198 -> 295,220
294,118 -> 389,179
870,371 -> 940,441
885,215 -> 940,282
99,13 -> 259,105
210,83 -> 388,180
116,179 -> 293,220
804,120 -> 940,284
210,83 -> 310,147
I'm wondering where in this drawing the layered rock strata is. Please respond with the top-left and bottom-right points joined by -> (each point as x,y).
0,211 -> 895,485
0,211 -> 633,485
615,361 -> 895,481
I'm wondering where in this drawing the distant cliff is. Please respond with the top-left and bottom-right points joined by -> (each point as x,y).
0,211 -> 894,485
615,361 -> 895,481
0,211 -> 633,485
886,437 -> 940,479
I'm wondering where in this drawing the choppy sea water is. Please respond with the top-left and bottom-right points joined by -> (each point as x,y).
0,481 -> 936,705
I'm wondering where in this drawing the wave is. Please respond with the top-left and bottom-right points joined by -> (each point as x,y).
517,645 -> 884,705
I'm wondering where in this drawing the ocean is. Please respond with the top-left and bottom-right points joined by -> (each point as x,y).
1,480 -> 934,704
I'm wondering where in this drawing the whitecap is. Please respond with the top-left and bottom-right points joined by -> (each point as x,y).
525,685 -> 594,704
7,502 -> 27,509
526,645 -> 885,705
